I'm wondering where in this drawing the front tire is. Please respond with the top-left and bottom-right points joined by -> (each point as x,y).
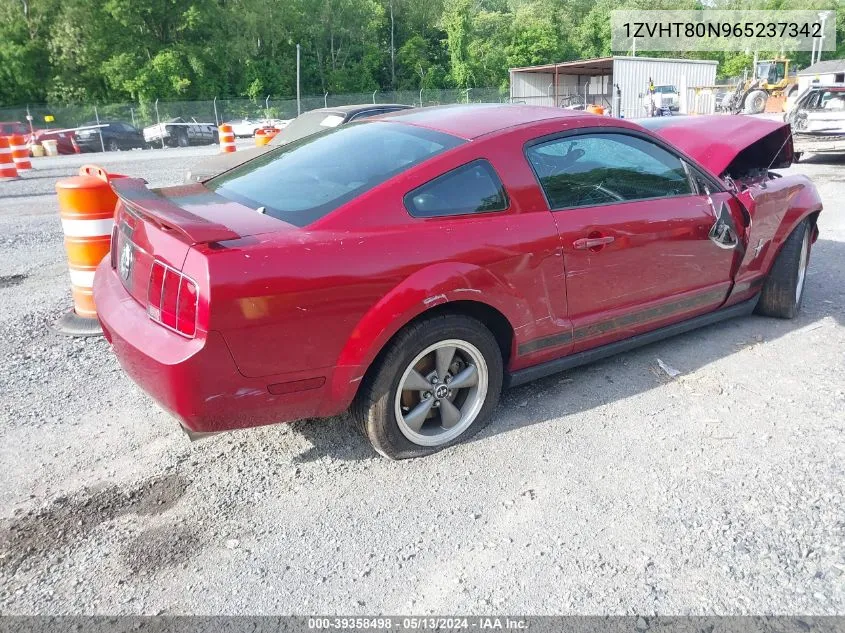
744,90 -> 768,114
756,220 -> 812,319
352,314 -> 503,460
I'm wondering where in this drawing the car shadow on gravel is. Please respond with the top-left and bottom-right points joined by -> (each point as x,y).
288,238 -> 844,462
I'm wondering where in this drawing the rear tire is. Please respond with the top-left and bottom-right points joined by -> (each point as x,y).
352,314 -> 503,460
755,220 -> 812,319
744,90 -> 768,114
177,132 -> 189,147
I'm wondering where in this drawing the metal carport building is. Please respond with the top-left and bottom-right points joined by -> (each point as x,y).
509,56 -> 718,119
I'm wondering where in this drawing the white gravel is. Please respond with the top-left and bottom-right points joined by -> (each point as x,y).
0,146 -> 843,615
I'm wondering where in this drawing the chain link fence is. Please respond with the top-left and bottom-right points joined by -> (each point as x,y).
0,88 -> 507,131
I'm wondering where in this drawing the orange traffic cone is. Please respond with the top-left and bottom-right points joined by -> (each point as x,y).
218,124 -> 236,153
55,165 -> 126,336
10,134 -> 33,171
255,127 -> 280,146
0,136 -> 19,180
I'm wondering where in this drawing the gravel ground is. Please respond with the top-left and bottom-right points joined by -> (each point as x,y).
0,144 -> 843,616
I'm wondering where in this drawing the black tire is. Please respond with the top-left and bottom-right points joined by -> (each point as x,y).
212,131 -> 220,145
755,219 -> 812,319
177,132 -> 190,147
107,139 -> 120,152
744,90 -> 768,114
352,314 -> 503,460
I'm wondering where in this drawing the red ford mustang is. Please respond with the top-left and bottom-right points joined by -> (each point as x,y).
94,105 -> 822,459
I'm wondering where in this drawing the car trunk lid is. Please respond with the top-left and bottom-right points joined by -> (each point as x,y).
110,177 -> 290,306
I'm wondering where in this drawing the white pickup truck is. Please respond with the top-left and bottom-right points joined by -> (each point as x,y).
143,117 -> 218,148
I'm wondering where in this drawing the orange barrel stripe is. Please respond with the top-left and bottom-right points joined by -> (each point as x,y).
219,124 -> 236,153
10,134 -> 33,170
0,136 -> 19,180
55,165 -> 121,318
255,127 -> 280,146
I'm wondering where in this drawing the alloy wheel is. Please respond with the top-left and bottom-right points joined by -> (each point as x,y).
394,339 -> 488,447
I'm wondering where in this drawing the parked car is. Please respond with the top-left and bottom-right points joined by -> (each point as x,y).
95,105 -> 821,459
0,121 -> 77,154
185,104 -> 412,182
227,118 -> 291,137
75,121 -> 146,152
143,117 -> 217,148
785,84 -> 845,159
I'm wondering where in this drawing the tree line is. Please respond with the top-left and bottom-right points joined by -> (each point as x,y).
1,0 -> 843,107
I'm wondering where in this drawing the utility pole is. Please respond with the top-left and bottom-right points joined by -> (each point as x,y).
389,0 -> 396,88
296,44 -> 301,116
817,11 -> 831,64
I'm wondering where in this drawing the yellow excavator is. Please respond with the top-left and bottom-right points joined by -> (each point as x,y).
725,57 -> 799,114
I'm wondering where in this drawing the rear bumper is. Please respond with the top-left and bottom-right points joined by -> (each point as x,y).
93,259 -> 341,434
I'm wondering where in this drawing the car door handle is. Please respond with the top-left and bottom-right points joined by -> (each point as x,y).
573,236 -> 615,250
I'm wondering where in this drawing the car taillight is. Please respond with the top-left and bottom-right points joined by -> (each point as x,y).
110,225 -> 118,268
147,260 -> 198,338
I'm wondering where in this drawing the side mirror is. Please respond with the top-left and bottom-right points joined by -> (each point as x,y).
708,200 -> 740,250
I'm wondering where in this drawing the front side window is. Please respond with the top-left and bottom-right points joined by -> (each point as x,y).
208,122 -> 463,226
526,132 -> 692,210
404,160 -> 508,218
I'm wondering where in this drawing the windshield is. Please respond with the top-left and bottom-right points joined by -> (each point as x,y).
208,121 -> 464,227
757,62 -> 785,83
654,86 -> 677,94
269,110 -> 349,146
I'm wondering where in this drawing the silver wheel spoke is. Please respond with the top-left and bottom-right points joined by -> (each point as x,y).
447,364 -> 477,389
404,397 -> 434,432
435,346 -> 456,379
403,369 -> 432,392
439,398 -> 462,428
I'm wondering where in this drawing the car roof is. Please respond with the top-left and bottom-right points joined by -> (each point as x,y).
377,104 -> 592,140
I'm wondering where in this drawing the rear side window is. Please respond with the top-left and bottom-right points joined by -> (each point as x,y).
208,122 -> 464,226
405,160 -> 508,218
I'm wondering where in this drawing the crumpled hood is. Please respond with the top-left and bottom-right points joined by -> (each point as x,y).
639,115 -> 793,178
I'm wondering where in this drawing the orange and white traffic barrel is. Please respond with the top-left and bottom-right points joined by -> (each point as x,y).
219,124 -> 236,153
55,165 -> 125,336
254,127 -> 280,146
0,136 -> 19,180
9,134 -> 33,171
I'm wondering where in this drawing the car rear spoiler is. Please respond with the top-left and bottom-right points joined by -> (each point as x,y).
639,115 -> 793,179
110,177 -> 243,244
